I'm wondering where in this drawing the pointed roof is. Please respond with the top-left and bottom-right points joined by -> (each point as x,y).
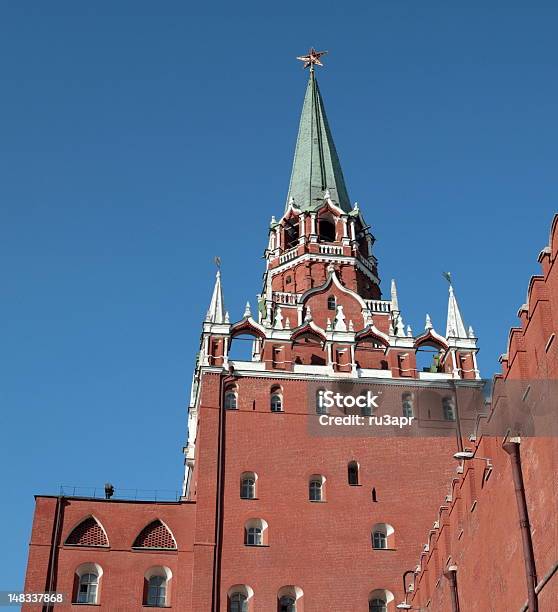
286,71 -> 351,213
205,270 -> 226,324
446,285 -> 467,338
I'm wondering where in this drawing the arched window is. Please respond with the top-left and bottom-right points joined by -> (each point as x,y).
240,472 -> 257,499
369,589 -> 393,612
270,387 -> 283,412
244,518 -> 267,546
443,396 -> 456,421
277,586 -> 302,612
402,392 -> 414,418
278,596 -> 296,612
228,586 -> 253,612
230,592 -> 248,612
74,563 -> 102,604
369,598 -> 386,612
77,573 -> 98,604
246,526 -> 261,546
372,523 -> 395,549
309,475 -> 325,501
225,389 -> 237,410
348,461 -> 360,486
147,576 -> 167,607
372,531 -> 387,549
327,295 -> 336,311
144,567 -> 172,608
316,389 -> 328,415
372,488 -> 378,502
318,217 -> 336,242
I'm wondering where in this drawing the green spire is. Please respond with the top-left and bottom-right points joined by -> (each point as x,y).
286,71 -> 351,213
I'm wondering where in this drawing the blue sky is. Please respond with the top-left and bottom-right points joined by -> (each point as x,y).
1,1 -> 557,589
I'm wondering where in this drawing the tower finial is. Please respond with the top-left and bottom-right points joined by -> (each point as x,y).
296,47 -> 328,72
205,262 -> 226,324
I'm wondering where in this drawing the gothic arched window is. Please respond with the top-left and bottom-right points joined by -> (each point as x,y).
327,295 -> 336,310
348,461 -> 360,486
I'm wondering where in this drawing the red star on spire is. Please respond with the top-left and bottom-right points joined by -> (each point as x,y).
296,47 -> 328,70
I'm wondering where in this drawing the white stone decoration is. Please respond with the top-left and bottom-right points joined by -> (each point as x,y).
468,325 -> 475,338
425,314 -> 433,330
334,305 -> 347,332
243,301 -> 252,318
406,325 -> 413,337
284,317 -> 291,329
274,307 -> 283,330
348,319 -> 354,332
304,306 -> 313,322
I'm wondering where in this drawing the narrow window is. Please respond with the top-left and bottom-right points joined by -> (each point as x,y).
443,397 -> 456,421
147,575 -> 167,607
77,573 -> 98,604
369,599 -> 387,612
316,389 -> 328,415
348,461 -> 359,486
309,477 -> 324,501
278,596 -> 296,612
230,592 -> 248,612
372,531 -> 387,549
246,527 -> 262,546
225,390 -> 237,410
372,488 -> 377,502
361,394 -> 374,417
240,473 -> 256,499
270,394 -> 283,412
402,392 -> 414,418
327,295 -> 336,311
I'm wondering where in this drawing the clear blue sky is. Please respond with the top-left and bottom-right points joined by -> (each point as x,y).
1,1 -> 556,589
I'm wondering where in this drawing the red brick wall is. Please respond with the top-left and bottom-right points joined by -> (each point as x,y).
410,215 -> 558,611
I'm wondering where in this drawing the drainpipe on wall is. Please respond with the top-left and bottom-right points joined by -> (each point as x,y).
211,368 -> 236,612
443,565 -> 460,612
502,437 -> 538,612
43,495 -> 64,612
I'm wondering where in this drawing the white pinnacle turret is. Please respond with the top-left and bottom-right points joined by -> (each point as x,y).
425,314 -> 433,330
390,279 -> 400,313
206,270 -> 226,324
243,301 -> 252,318
446,285 -> 467,339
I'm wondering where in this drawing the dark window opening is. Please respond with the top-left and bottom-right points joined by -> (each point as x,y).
348,461 -> 359,485
318,218 -> 336,242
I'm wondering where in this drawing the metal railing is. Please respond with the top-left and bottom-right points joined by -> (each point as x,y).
58,485 -> 181,502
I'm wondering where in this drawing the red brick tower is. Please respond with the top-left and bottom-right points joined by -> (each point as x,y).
184,51 -> 482,611
23,53 -> 484,612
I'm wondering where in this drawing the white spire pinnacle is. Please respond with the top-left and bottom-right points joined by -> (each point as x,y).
391,279 -> 400,312
304,306 -> 312,322
425,314 -> 433,330
446,285 -> 467,338
206,270 -> 226,324
406,324 -> 413,337
397,313 -> 406,337
243,301 -> 252,318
